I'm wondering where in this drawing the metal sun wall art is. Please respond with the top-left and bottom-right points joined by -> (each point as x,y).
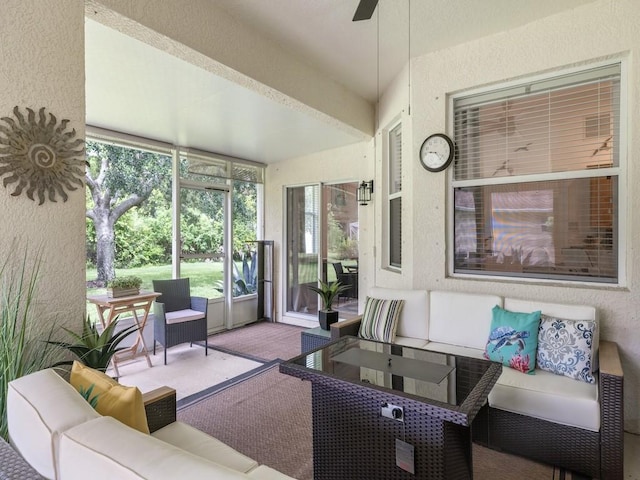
0,106 -> 84,205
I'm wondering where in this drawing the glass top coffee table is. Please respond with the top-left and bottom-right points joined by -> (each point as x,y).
280,336 -> 502,480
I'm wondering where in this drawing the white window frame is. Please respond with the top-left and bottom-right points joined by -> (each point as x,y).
384,119 -> 402,271
447,58 -> 627,287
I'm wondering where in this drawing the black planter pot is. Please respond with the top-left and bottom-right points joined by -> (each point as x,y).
319,310 -> 339,330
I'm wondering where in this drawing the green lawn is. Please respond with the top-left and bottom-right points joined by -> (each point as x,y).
86,262 -> 225,299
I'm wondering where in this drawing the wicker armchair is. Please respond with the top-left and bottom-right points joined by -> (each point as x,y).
152,278 -> 208,365
332,262 -> 358,301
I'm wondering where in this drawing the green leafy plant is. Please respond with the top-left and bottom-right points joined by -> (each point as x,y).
214,247 -> 257,297
47,316 -> 138,373
78,383 -> 100,409
0,246 -> 65,441
107,275 -> 142,289
307,279 -> 350,312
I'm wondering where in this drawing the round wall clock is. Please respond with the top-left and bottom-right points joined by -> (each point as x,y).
419,133 -> 455,172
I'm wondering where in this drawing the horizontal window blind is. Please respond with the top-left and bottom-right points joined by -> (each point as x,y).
389,123 -> 402,194
452,63 -> 621,284
454,64 -> 620,182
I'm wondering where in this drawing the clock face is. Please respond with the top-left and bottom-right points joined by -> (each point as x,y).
419,134 -> 455,172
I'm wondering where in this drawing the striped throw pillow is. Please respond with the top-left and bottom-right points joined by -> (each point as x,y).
358,297 -> 404,343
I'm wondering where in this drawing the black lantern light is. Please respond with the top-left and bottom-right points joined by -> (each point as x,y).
357,180 -> 374,205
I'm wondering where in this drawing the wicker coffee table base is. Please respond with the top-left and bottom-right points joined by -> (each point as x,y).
311,382 -> 473,480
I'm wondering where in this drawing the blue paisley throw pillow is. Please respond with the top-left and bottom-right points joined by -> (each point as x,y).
484,306 -> 541,374
536,314 -> 596,384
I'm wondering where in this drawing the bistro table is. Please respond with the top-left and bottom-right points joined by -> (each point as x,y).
86,291 -> 160,377
280,336 -> 502,480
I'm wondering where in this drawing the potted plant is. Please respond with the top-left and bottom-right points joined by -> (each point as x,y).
307,279 -> 350,330
47,316 -> 138,374
107,275 -> 142,298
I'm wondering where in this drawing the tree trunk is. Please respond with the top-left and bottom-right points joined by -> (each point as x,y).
95,218 -> 116,285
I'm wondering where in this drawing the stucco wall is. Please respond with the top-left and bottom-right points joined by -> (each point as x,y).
0,1 -> 86,331
380,0 -> 638,432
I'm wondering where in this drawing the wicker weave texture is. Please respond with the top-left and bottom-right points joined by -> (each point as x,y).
487,407 -> 600,477
600,370 -> 624,479
281,350 -> 500,480
483,367 -> 624,479
0,437 -> 44,480
301,331 -> 331,353
145,391 -> 177,433
311,382 -> 473,480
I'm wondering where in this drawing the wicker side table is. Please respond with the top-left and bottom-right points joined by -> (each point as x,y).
301,326 -> 331,352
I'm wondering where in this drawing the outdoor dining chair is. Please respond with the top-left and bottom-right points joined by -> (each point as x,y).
152,278 -> 208,365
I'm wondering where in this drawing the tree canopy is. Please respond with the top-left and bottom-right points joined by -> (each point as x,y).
85,140 -> 259,286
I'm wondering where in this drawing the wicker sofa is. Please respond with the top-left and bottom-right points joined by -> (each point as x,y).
331,288 -> 624,479
5,369 -> 295,480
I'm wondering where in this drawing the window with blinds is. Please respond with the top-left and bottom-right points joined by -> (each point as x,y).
388,123 -> 402,268
451,63 -> 621,283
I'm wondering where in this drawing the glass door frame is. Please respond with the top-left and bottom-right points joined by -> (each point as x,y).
172,153 -> 233,330
285,183 -> 321,319
285,181 -> 359,321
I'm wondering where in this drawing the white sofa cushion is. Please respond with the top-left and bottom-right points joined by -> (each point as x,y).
59,416 -> 251,479
7,368 -> 100,480
152,421 -> 258,473
369,287 -> 429,340
423,342 -> 486,360
488,367 -> 599,432
504,297 -> 598,370
393,336 -> 429,349
247,465 -> 297,479
429,291 -> 502,350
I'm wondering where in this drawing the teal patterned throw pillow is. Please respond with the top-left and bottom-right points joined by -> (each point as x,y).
537,314 -> 596,384
484,306 -> 541,374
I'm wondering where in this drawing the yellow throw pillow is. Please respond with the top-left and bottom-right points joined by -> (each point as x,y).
70,361 -> 149,434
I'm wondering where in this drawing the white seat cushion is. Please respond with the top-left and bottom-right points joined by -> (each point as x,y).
429,291 -> 502,350
165,309 -> 205,324
7,368 -> 100,480
488,367 -> 599,432
393,336 -> 429,349
153,421 -> 258,473
247,465 -> 297,479
422,341 -> 487,360
59,417 -> 250,479
369,287 -> 429,340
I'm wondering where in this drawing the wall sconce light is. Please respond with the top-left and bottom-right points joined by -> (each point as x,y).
357,180 -> 374,205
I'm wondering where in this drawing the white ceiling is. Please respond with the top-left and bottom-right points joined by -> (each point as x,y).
85,0 -> 597,164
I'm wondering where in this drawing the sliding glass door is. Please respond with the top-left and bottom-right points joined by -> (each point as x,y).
286,185 -> 320,315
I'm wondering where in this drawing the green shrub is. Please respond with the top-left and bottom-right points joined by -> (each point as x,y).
107,276 -> 142,289
0,246 -> 65,440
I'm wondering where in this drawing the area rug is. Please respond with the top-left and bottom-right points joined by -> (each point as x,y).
178,365 -> 579,480
113,342 -> 261,401
207,321 -> 305,362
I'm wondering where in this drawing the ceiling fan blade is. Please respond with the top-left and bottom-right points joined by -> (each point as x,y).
352,0 -> 378,21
